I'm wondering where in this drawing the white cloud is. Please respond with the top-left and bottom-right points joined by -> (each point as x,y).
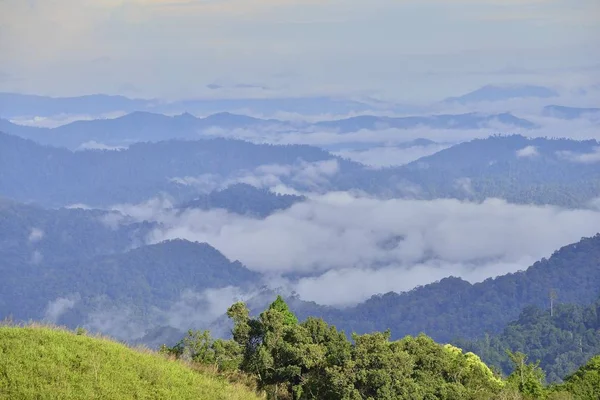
161,287 -> 253,331
65,203 -> 93,210
84,304 -> 149,340
9,112 -> 126,128
170,160 -> 340,193
292,259 -> 536,306
81,287 -> 256,340
28,227 -> 44,243
557,147 -> 600,164
44,296 -> 78,323
516,145 -> 539,157
454,177 -> 473,195
110,196 -> 174,219
114,193 -> 600,305
77,141 -> 127,151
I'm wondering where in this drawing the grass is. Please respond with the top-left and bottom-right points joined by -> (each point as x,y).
0,325 -> 263,400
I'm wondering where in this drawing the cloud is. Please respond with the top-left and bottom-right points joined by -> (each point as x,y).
291,259 -> 537,306
28,227 -> 44,243
161,286 -> 253,331
9,112 -> 127,128
80,287 -> 255,340
557,147 -> 600,163
114,192 -> 600,306
84,303 -> 149,340
198,111 -> 599,153
65,203 -> 93,210
454,177 -> 473,195
109,196 -> 174,221
516,145 -> 539,157
77,141 -> 127,151
333,144 -> 450,168
170,160 -> 340,193
44,296 -> 78,323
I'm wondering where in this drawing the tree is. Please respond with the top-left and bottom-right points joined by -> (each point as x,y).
550,289 -> 558,317
553,355 -> 600,399
159,329 -> 242,372
506,351 -> 546,398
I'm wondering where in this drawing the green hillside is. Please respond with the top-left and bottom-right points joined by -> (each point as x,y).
0,325 -> 262,400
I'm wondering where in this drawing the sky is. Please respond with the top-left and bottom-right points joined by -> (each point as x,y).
1,0 -> 599,102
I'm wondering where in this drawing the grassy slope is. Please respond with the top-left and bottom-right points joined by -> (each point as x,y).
0,326 -> 261,400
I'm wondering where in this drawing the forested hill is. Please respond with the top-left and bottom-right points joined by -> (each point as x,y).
391,134 -> 600,207
0,131 -> 349,207
179,183 -> 305,217
293,234 -> 600,343
455,297 -> 600,383
1,238 -> 260,326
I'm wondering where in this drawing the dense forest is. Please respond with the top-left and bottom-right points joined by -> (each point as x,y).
0,238 -> 259,328
162,296 -> 600,400
179,183 -> 305,218
455,298 -> 600,383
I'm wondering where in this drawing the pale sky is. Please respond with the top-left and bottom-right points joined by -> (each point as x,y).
1,0 -> 599,101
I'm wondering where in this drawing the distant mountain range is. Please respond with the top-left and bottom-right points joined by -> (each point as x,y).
1,84 -> 569,121
444,84 -> 559,104
0,92 -> 385,119
3,132 -> 600,208
542,105 -> 600,120
0,110 -> 537,149
0,131 -> 356,207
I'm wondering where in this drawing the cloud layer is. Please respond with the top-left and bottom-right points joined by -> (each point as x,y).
103,192 -> 600,306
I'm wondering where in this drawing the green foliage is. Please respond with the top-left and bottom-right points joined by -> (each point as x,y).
552,356 -> 600,399
505,351 -> 546,399
269,295 -> 299,326
0,325 -> 261,400
164,330 -> 243,372
220,297 -> 509,400
455,298 -> 600,382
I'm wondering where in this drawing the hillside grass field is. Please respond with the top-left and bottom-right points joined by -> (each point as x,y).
0,325 -> 262,400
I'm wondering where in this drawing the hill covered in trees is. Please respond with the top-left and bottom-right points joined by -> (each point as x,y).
390,134 -> 600,207
455,298 -> 600,383
0,131 -> 352,207
1,238 -> 259,330
179,183 -> 305,218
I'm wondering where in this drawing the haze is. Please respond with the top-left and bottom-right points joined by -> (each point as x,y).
1,0 -> 599,101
